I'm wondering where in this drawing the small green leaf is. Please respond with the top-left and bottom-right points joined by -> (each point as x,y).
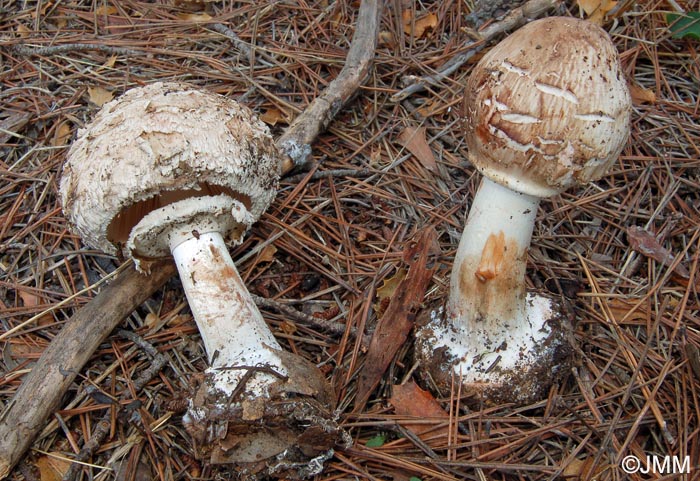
409,477 -> 423,481
365,434 -> 386,447
666,12 -> 700,40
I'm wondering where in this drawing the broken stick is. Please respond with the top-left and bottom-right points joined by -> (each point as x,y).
0,261 -> 177,480
390,0 -> 559,102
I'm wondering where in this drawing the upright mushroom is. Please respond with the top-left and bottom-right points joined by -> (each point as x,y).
416,17 -> 631,403
60,82 -> 344,478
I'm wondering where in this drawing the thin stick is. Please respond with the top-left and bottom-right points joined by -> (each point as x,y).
251,294 -> 370,346
276,0 -> 381,171
390,0 -> 559,102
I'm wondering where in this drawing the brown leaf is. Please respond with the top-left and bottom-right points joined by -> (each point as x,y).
51,120 -> 72,147
374,268 -> 406,316
18,289 -> 40,308
397,126 -> 437,171
630,84 -> 656,105
607,299 -> 647,324
377,271 -> 407,297
36,455 -> 71,481
16,23 -> 31,38
562,457 -> 591,478
177,12 -> 213,22
87,86 -> 114,107
256,244 -> 277,264
390,380 -> 449,437
94,5 -> 118,15
627,226 -> 689,278
402,11 -> 438,38
578,0 -> 617,24
378,31 -> 395,48
354,228 -> 437,411
104,55 -> 118,69
260,108 -> 288,126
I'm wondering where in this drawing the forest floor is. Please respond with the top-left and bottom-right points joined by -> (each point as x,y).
1,0 -> 699,480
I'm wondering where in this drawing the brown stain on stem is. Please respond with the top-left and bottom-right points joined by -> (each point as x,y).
476,231 -> 506,282
459,232 -> 527,324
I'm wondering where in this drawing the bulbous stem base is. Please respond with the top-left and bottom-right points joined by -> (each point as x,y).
416,178 -> 572,404
171,232 -> 347,477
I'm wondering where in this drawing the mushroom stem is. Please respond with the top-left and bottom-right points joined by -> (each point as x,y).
448,177 -> 538,332
171,231 -> 285,393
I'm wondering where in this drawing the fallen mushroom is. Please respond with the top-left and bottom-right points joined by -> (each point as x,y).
60,82 -> 345,478
416,17 -> 632,403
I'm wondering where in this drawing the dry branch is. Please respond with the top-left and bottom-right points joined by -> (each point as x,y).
390,0 -> 560,102
0,261 -> 176,480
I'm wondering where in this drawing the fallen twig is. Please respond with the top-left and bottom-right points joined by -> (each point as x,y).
14,43 -> 143,58
251,293 -> 371,347
276,0 -> 381,171
390,0 -> 560,102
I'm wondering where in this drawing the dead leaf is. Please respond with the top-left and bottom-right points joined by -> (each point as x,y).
94,5 -> 118,15
87,86 -> 114,107
374,268 -> 406,317
630,84 -> 656,105
607,299 -> 647,324
177,12 -> 213,22
16,23 -> 31,38
51,120 -> 72,147
104,55 -> 118,69
402,10 -> 438,39
369,146 -> 382,166
30,1 -> 52,19
397,126 -> 437,171
36,454 -> 71,481
378,31 -> 395,48
375,268 -> 406,302
18,289 -> 40,308
256,244 -> 277,264
354,228 -> 437,411
390,381 -> 449,437
577,0 -> 617,25
144,312 -> 160,329
627,225 -> 689,278
260,108 -> 288,126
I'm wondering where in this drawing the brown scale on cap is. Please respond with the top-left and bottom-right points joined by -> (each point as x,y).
465,16 -> 631,197
60,82 -> 281,260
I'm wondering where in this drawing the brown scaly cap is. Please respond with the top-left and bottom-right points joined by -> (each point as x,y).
465,16 -> 631,197
60,82 -> 281,257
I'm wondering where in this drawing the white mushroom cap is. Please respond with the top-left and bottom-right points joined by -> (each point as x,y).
60,82 -> 281,258
465,16 -> 631,197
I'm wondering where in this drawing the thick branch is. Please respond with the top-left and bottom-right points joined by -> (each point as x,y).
0,261 -> 176,480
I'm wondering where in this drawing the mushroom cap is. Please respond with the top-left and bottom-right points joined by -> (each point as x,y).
465,16 -> 631,197
60,82 -> 281,257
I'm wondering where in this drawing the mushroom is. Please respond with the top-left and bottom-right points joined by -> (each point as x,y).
60,82 -> 344,478
416,17 -> 631,403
